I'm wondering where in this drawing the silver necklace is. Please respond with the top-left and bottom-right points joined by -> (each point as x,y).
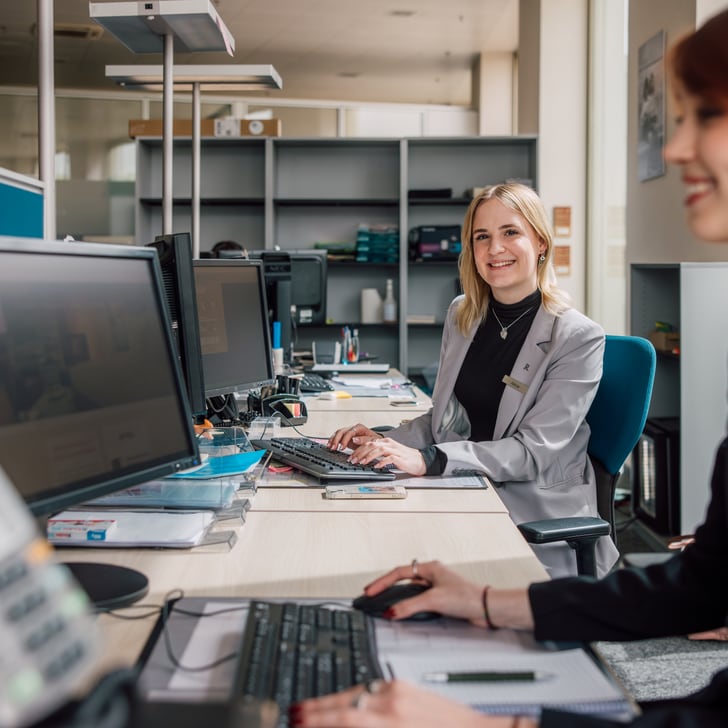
491,306 -> 534,340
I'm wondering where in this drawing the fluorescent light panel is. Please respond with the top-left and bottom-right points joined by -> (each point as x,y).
106,64 -> 282,90
89,0 -> 235,54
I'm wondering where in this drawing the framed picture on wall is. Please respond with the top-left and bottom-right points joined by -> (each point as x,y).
637,30 -> 666,182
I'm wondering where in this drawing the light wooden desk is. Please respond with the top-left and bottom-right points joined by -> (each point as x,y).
61,387 -> 547,678
62,508 -> 547,675
250,485 -> 508,514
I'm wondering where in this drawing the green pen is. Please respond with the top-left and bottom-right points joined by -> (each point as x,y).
422,670 -> 554,683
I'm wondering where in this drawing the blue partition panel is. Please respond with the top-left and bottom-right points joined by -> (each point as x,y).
0,181 -> 44,238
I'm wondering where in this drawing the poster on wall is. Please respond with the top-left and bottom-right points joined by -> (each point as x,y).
637,30 -> 666,182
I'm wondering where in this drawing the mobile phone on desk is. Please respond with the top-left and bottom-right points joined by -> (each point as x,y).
325,484 -> 407,499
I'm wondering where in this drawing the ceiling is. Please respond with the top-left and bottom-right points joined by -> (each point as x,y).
0,0 -> 518,106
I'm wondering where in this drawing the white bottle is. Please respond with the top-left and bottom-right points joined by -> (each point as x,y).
383,279 -> 397,324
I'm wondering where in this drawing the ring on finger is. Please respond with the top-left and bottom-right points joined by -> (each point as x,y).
366,678 -> 386,694
411,558 -> 419,579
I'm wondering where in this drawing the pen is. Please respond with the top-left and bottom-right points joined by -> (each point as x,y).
422,670 -> 554,683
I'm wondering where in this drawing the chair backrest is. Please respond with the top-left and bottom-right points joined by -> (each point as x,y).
586,335 -> 656,530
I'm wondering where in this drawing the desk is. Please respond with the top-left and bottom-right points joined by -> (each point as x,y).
60,385 -> 548,680
62,509 -> 547,676
299,376 -> 430,435
250,486 -> 508,514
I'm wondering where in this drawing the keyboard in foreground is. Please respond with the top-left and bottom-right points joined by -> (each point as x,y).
250,437 -> 395,482
232,601 -> 383,727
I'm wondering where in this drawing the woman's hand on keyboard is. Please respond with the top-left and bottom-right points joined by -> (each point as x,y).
346,437 -> 426,476
328,423 -> 383,451
290,679 -> 528,728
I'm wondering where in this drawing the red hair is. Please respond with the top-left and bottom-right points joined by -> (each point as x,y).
670,9 -> 728,106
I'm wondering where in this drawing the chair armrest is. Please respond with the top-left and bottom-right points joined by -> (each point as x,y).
518,517 -> 610,544
517,517 -> 611,577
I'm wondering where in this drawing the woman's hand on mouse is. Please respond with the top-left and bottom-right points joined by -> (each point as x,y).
363,560 -> 486,625
290,679 -> 534,728
328,423 -> 382,451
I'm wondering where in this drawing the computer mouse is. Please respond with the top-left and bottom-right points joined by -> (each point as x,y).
352,582 -> 440,621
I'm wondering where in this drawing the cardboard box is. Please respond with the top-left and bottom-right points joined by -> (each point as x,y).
648,330 -> 680,352
128,118 -> 281,138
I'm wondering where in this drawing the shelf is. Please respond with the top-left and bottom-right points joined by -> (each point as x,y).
328,260 -> 398,269
408,197 -> 472,205
139,197 -> 265,206
135,135 -> 538,373
275,198 -> 399,207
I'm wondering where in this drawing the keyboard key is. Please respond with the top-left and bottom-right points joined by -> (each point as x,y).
232,601 -> 383,726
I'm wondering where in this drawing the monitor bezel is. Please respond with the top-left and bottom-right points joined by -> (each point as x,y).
192,258 -> 275,399
0,236 -> 202,517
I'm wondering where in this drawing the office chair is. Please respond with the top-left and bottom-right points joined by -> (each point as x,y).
517,335 -> 657,576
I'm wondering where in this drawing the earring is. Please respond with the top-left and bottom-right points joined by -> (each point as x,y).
538,253 -> 546,263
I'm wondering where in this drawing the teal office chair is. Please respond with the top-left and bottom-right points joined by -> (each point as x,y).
517,335 -> 657,576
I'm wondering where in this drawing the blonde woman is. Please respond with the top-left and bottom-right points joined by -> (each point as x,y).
330,183 -> 617,578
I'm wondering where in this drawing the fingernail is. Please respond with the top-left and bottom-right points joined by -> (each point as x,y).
383,607 -> 396,619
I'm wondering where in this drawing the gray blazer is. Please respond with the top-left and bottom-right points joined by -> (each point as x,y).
389,296 -> 619,578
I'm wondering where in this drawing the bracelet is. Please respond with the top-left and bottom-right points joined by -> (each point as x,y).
482,586 -> 499,630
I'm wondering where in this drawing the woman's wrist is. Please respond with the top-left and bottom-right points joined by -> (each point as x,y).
482,586 -> 499,630
480,588 -> 536,631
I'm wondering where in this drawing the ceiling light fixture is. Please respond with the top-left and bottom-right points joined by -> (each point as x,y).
106,64 -> 282,91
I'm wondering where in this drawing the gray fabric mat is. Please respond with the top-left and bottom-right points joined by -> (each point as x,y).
595,636 -> 728,702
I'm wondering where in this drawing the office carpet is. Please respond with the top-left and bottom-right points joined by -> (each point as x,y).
594,636 -> 728,702
591,500 -> 728,703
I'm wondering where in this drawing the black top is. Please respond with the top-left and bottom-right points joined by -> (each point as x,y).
454,289 -> 541,441
532,437 -> 728,727
422,290 -> 541,476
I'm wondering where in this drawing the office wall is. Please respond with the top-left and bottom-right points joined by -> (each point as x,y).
626,0 -> 725,267
474,52 -> 515,135
519,0 -> 589,311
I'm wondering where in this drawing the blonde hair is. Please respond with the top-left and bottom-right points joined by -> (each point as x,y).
455,182 -> 570,335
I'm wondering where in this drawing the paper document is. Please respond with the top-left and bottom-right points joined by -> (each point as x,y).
167,450 -> 265,479
87,479 -> 238,509
376,618 -> 632,718
48,509 -> 216,548
396,474 -> 488,489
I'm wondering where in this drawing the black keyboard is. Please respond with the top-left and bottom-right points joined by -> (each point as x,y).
231,601 -> 383,727
298,373 -> 335,393
250,437 -> 395,482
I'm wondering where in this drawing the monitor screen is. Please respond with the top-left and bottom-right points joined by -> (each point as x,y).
0,238 -> 201,518
192,259 -> 274,398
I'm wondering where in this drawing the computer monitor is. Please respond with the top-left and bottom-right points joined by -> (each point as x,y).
147,232 -> 207,422
0,237 -> 201,607
248,249 -> 327,359
289,249 -> 327,326
192,259 -> 275,404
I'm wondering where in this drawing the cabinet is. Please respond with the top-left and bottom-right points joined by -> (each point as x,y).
630,263 -> 728,533
135,135 -> 538,375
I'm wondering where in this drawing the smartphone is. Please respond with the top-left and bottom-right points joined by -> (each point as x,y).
325,484 -> 407,499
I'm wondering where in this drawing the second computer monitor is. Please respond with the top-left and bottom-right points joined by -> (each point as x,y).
192,259 -> 275,399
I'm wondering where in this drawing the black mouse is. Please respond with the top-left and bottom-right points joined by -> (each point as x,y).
352,582 -> 440,621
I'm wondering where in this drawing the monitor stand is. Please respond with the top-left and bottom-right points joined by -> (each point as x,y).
64,562 -> 149,611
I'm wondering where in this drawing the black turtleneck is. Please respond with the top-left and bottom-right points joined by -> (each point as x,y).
454,289 -> 542,442
421,289 -> 542,476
